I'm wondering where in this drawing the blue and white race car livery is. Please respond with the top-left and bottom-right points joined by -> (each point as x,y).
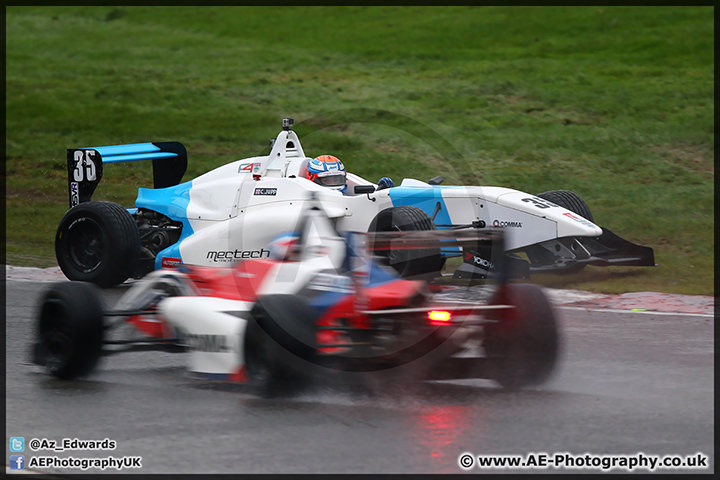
55,118 -> 655,287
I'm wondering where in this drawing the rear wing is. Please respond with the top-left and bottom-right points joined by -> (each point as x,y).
369,228 -> 509,280
66,142 -> 187,208
345,227 -> 510,322
350,227 -> 510,283
366,228 -> 505,253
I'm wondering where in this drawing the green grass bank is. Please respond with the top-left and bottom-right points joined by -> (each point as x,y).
5,6 -> 714,294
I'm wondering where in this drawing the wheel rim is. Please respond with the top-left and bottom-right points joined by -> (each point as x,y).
67,219 -> 105,273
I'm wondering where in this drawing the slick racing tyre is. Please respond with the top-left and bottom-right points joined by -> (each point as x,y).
55,201 -> 141,288
369,206 -> 445,278
483,284 -> 559,389
536,189 -> 594,223
243,295 -> 319,397
533,190 -> 594,273
33,282 -> 105,380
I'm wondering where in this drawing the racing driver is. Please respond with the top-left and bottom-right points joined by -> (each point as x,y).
307,155 -> 394,193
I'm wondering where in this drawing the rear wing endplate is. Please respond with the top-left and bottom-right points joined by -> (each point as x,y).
366,228 -> 505,252
66,142 -> 187,208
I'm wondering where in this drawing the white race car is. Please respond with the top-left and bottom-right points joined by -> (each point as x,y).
36,200 -> 560,395
56,118 -> 654,287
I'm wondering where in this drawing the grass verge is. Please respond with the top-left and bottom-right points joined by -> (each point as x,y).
5,6 -> 713,294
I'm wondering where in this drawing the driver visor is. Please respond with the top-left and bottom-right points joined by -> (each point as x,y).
315,173 -> 346,187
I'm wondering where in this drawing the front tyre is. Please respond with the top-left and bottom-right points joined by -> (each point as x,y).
484,284 -> 559,389
55,201 -> 141,288
536,189 -> 594,222
32,282 -> 105,380
243,295 -> 318,397
533,190 -> 594,273
368,206 -> 445,277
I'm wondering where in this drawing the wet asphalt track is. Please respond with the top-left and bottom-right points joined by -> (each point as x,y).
5,280 -> 714,474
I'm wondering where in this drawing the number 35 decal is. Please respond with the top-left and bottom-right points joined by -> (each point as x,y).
72,150 -> 97,182
521,197 -> 558,209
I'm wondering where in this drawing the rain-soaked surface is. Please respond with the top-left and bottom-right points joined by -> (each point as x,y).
5,279 -> 714,474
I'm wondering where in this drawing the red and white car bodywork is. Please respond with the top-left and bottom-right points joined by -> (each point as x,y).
36,202 -> 560,391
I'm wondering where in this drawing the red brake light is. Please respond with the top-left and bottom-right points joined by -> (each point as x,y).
428,310 -> 452,325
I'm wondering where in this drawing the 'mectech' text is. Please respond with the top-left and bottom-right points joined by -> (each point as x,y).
207,249 -> 270,262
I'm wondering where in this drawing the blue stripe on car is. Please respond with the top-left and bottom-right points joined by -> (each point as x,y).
87,143 -> 178,163
308,290 -> 347,316
196,373 -> 232,381
89,142 -> 159,156
308,262 -> 403,316
388,186 -> 461,257
134,181 -> 195,269
387,186 -> 453,226
103,152 -> 178,163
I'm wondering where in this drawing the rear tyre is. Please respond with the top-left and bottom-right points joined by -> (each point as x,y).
243,295 -> 318,397
484,284 -> 559,389
33,282 -> 105,380
368,206 -> 445,277
55,201 -> 141,288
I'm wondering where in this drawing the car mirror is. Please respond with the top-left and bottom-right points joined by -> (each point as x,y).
354,185 -> 376,194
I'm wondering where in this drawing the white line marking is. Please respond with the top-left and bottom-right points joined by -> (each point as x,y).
559,306 -> 715,318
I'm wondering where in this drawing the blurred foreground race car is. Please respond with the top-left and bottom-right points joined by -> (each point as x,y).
34,199 -> 559,395
56,117 -> 654,287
